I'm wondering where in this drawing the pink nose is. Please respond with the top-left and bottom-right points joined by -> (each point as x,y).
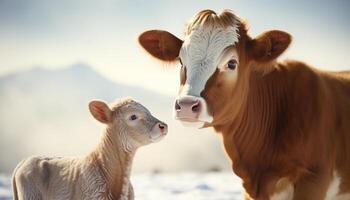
175,97 -> 201,121
156,122 -> 168,135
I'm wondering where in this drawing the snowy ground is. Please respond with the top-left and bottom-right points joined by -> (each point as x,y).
0,174 -> 11,200
0,172 -> 243,200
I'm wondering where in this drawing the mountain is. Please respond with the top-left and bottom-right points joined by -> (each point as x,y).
0,64 -> 230,173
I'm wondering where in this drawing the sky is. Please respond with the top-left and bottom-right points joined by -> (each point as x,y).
0,0 -> 349,96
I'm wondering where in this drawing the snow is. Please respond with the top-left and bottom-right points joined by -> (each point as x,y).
0,172 -> 243,200
132,172 -> 243,200
0,174 -> 11,200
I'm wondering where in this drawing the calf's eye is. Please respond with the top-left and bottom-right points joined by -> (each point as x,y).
129,114 -> 137,121
227,59 -> 238,70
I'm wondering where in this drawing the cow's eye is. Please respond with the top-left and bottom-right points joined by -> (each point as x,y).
227,59 -> 238,70
129,114 -> 137,121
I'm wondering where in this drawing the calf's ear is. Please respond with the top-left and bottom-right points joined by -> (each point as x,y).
89,100 -> 112,124
250,30 -> 291,62
138,30 -> 183,62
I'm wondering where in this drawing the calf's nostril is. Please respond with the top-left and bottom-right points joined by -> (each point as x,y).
157,123 -> 167,135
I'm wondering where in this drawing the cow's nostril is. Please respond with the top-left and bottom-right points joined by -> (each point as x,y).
175,100 -> 181,111
192,101 -> 200,113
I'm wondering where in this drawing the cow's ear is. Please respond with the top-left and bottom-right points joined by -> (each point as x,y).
89,100 -> 112,124
250,30 -> 291,62
138,30 -> 183,62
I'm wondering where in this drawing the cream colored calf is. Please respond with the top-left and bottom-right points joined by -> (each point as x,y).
12,98 -> 168,200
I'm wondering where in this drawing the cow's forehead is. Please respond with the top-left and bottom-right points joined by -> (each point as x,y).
178,24 -> 240,96
180,25 -> 239,64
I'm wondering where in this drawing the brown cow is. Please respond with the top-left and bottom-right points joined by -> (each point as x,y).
138,9 -> 350,200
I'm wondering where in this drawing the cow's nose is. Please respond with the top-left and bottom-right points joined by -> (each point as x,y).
175,97 -> 201,121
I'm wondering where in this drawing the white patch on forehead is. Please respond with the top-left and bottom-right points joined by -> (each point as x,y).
179,23 -> 239,96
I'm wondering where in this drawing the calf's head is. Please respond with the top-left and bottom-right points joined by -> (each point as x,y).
89,98 -> 167,150
139,10 -> 291,128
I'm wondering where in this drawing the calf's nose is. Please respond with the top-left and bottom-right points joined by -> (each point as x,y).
156,122 -> 168,135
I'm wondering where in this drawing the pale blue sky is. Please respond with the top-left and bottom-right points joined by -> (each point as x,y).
0,0 -> 349,95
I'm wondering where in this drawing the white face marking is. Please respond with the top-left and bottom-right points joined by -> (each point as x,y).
176,37 -> 239,126
179,24 -> 239,97
175,15 -> 240,126
180,47 -> 239,97
270,178 -> 294,200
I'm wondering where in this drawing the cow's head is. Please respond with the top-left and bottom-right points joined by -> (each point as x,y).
138,10 -> 291,128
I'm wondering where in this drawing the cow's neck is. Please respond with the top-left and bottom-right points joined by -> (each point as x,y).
214,63 -> 294,197
88,127 -> 136,199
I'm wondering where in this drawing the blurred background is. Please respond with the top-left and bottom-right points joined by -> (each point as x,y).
0,0 -> 349,174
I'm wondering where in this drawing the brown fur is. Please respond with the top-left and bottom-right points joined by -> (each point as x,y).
138,9 -> 350,199
209,60 -> 350,199
203,19 -> 350,198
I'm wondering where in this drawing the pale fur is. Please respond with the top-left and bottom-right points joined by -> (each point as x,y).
269,172 -> 350,200
270,178 -> 294,200
12,99 -> 165,200
12,129 -> 134,200
179,12 -> 239,97
325,171 -> 350,200
266,170 -> 350,200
